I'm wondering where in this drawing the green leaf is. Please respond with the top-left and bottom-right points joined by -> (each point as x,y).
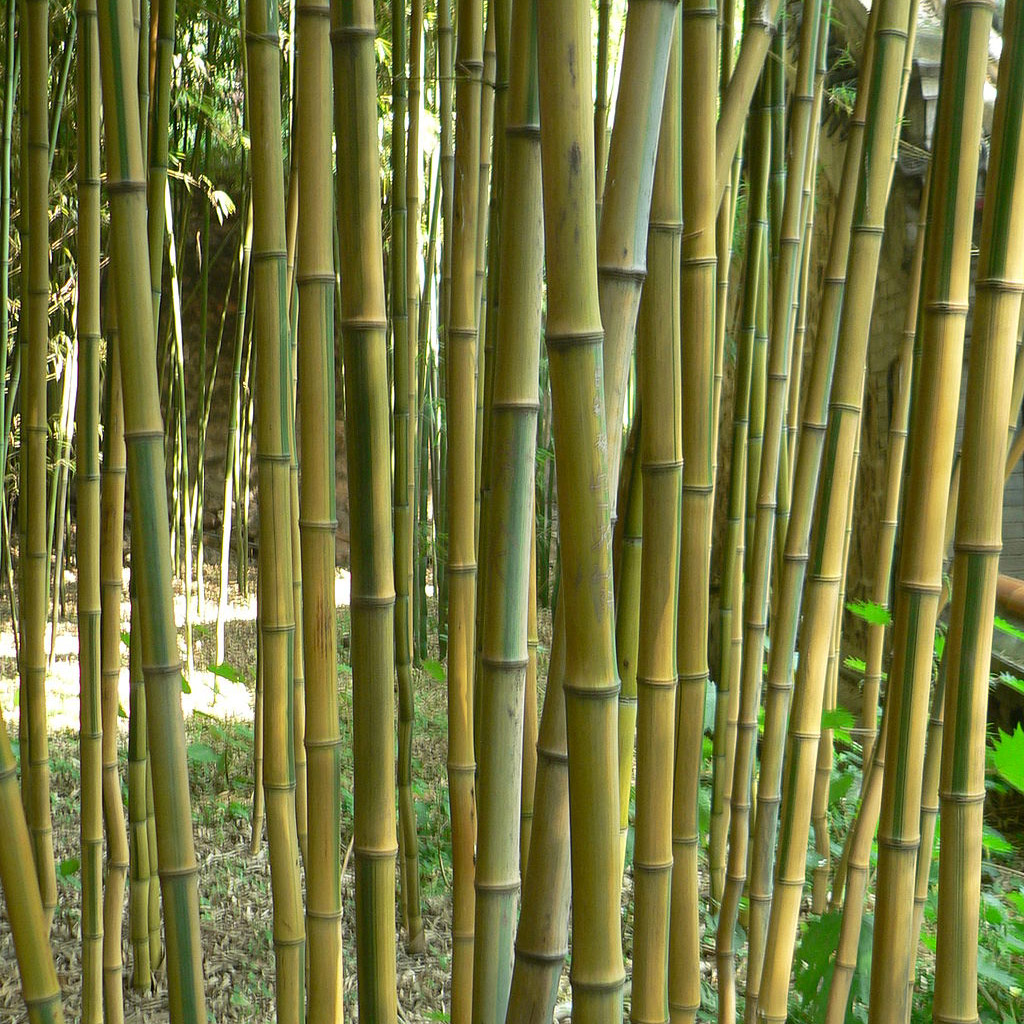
209,662 -> 243,684
187,742 -> 220,765
994,615 -> 1024,642
996,671 -> 1024,696
846,600 -> 891,626
422,658 -> 446,683
822,707 -> 856,733
844,655 -> 867,674
982,824 -> 1013,856
829,772 -> 855,808
120,630 -> 131,648
181,674 -> 192,694
991,725 -> 1024,794
58,856 -> 80,877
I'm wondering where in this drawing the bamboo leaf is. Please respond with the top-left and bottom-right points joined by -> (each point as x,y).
991,725 -> 1024,794
994,615 -> 1024,642
845,600 -> 891,626
422,658 -> 445,683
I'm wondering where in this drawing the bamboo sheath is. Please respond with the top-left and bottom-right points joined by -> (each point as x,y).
331,0 -> 400,1017
22,0 -> 56,930
245,4 -> 306,1020
631,25 -> 681,1024
295,0 -> 345,1016
0,704 -> 65,1023
537,0 -> 625,1017
868,0 -> 993,1019
75,0 -> 103,1014
445,0 -> 484,1011
934,9 -> 1024,1020
753,0 -> 919,1010
667,0 -> 715,1019
470,3 -> 542,1015
714,69 -> 770,1024
99,332 -> 128,1024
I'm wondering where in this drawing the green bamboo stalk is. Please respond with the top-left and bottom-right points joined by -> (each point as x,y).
470,2 -> 541,1013
0,702 -> 65,1023
95,0 -> 209,1013
867,0 -> 993,1017
331,0 -> 400,1015
713,67 -> 771,1024
520,525 -> 539,876
445,0 -> 485,1009
244,1 -> 306,1017
537,0 -> 624,1017
933,7 -> 1024,1020
99,333 -> 128,1024
667,0 -> 715,1016
76,0 -> 103,1012
21,0 -> 56,929
630,24 -> 681,1023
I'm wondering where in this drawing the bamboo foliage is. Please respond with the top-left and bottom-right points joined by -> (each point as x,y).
331,0 -> 400,1016
868,0 -> 993,1019
536,0 -> 624,1019
295,0 -> 344,1015
471,2 -> 542,1013
934,5 -> 1024,1019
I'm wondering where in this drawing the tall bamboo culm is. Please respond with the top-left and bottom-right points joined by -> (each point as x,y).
445,0 -> 484,1011
631,22 -> 681,1024
76,0 -> 104,1012
470,1 -> 542,1014
245,2 -> 306,1018
99,327 -> 128,1024
537,0 -> 624,1018
21,0 -> 56,929
295,0 -> 344,1016
0,704 -> 65,1023
934,6 -> 1024,1022
331,0 -> 400,1016
868,1 -> 993,1019
95,0 -> 209,1013
668,0 -> 715,1018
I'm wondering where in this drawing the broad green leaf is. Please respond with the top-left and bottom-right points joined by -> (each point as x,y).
187,742 -> 220,765
209,662 -> 243,684
58,856 -> 80,877
422,658 -> 446,683
846,600 -> 891,626
991,725 -> 1024,794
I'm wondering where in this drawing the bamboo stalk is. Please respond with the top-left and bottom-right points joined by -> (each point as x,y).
331,0 -> 400,1015
934,8 -> 1024,1021
630,24 -> 681,1023
537,0 -> 624,1017
296,0 -> 344,1015
520,524 -> 539,876
470,1 -> 541,1012
245,1 -> 306,1017
21,0 -> 57,929
76,0 -> 103,1011
867,0 -> 993,1018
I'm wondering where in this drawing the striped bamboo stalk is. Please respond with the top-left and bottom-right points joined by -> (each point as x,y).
470,1 -> 541,1012
445,0 -> 485,1010
99,331 -> 128,1024
96,0 -> 210,1011
76,0 -> 103,1012
667,0 -> 716,1018
245,1 -> 306,1017
630,23 -> 681,1024
867,0 -> 993,1018
933,9 -> 1024,1019
296,0 -> 345,1014
331,0 -> 400,1014
537,0 -> 624,1016
21,0 -> 56,929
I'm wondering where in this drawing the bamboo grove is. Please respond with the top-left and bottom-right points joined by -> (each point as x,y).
0,0 -> 1023,1020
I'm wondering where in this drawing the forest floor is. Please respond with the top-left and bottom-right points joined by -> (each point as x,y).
0,559 -> 569,1023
